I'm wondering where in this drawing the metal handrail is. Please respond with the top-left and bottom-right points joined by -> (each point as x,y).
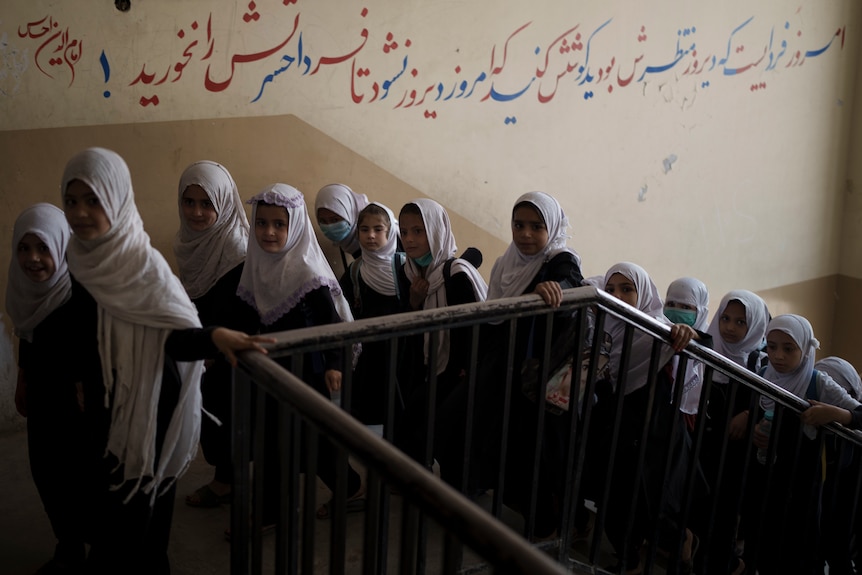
244,285 -> 862,446
235,350 -> 568,575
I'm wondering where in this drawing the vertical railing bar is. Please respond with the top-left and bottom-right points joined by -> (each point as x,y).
492,318 -> 518,519
231,367 -> 252,575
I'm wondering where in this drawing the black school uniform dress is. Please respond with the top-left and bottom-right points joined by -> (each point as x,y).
69,282 -> 222,575
440,251 -> 582,533
192,262 -> 258,485
393,262 -> 483,467
340,263 -> 403,425
18,277 -> 96,566
249,285 -> 363,510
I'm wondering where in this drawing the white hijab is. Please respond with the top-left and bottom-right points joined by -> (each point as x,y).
357,202 -> 400,297
238,183 -> 354,326
488,192 -> 581,300
664,277 -> 710,331
6,203 -> 73,342
707,290 -> 770,384
402,198 -> 488,374
760,314 -> 819,412
315,183 -> 369,256
664,277 -> 710,414
173,161 -> 249,299
815,357 -> 862,400
62,147 -> 204,502
603,262 -> 675,395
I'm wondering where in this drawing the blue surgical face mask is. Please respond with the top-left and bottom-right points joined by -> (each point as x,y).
664,307 -> 697,327
412,252 -> 433,267
320,220 -> 351,242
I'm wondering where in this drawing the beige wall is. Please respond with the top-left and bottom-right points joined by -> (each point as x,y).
2,1 -> 862,426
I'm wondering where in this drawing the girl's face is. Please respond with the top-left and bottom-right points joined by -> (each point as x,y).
181,184 -> 218,232
766,329 -> 803,373
399,212 -> 430,259
254,204 -> 289,253
358,214 -> 390,252
605,272 -> 638,307
316,207 -> 344,225
63,179 -> 111,240
17,233 -> 56,282
719,300 -> 749,344
511,205 -> 549,256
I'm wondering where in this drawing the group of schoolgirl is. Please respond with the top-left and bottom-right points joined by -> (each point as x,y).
8,146 -> 862,575
582,274 -> 862,575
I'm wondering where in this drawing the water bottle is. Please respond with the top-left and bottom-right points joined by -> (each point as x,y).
756,409 -> 774,465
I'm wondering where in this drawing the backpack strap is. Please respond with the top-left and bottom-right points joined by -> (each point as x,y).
806,370 -> 820,401
392,252 -> 406,303
349,258 -> 362,310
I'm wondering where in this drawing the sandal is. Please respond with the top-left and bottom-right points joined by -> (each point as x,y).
316,491 -> 366,520
186,484 -> 231,507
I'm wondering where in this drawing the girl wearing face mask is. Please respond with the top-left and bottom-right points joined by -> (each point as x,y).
746,315 -> 862,575
60,148 -> 272,575
6,203 -> 92,573
663,277 -> 712,420
393,199 -> 488,470
173,160 -> 258,509
315,183 -> 369,277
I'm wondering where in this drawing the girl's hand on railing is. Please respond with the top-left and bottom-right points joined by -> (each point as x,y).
669,323 -> 697,352
212,328 -> 275,367
800,400 -> 852,427
325,369 -> 342,393
534,281 -> 563,307
728,410 -> 749,440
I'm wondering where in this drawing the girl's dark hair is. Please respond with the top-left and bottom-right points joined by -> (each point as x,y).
399,202 -> 422,219
512,201 -> 544,224
358,203 -> 391,228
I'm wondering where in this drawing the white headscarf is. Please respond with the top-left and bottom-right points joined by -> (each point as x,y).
238,183 -> 354,326
664,277 -> 710,331
663,277 -> 710,414
402,198 -> 488,374
488,192 -> 581,300
707,290 -> 770,384
815,357 -> 862,400
62,147 -> 203,502
356,202 -> 400,297
760,314 -> 819,412
315,183 -> 369,256
603,262 -> 675,395
173,161 -> 249,299
5,203 -> 72,342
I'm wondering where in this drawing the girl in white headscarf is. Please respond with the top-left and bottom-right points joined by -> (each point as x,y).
440,191 -> 583,538
747,315 -> 862,575
315,183 -> 369,275
394,198 -> 488,469
6,203 -> 90,572
238,183 -> 363,520
663,277 -> 711,417
173,160 -> 257,508
61,147 -> 271,575
813,356 -> 862,575
590,262 -> 699,574
694,289 -> 769,575
341,202 -> 404,425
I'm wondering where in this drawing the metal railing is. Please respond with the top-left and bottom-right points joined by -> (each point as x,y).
227,285 -> 862,575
